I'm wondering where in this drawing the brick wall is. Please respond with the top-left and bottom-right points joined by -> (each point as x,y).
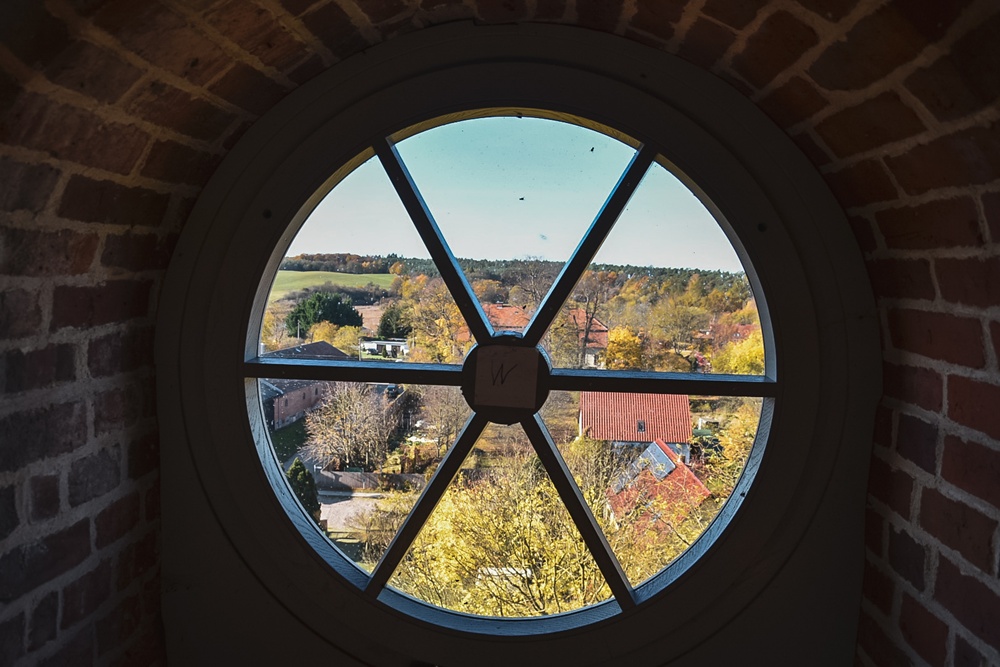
1,0 -> 998,664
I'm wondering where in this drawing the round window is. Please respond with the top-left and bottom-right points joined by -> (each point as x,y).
157,22 -> 879,666
249,112 -> 771,620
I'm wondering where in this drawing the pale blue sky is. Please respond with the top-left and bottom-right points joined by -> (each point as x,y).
287,117 -> 745,273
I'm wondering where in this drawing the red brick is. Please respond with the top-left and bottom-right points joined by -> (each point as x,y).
2,93 -> 149,175
702,0 -> 766,29
94,381 -> 154,436
942,435 -> 1000,511
204,1 -> 307,71
732,11 -> 818,88
29,474 -> 60,523
28,591 -> 57,651
358,0 -> 409,23
2,6 -> 71,68
126,80 -> 235,141
936,556 -> 1000,648
862,561 -> 893,614
44,40 -> 142,105
94,0 -> 229,86
886,125 -> 1000,195
630,0 -> 686,38
476,0 -> 528,23
575,0 -> 623,31
856,608 -> 914,667
949,375 -> 1000,441
868,456 -> 913,518
905,13 -> 1000,122
757,76 -> 828,129
791,131 -> 832,167
809,0 -> 962,91
848,215 -> 877,253
823,159 -> 897,208
209,63 -> 289,116
51,280 -> 153,331
109,625 -> 165,667
888,525 -> 925,590
0,228 -> 98,277
816,92 -> 926,158
0,402 -> 87,473
0,613 -> 25,665
937,257 -> 1000,309
875,197 -> 981,249
278,0 -> 318,16
678,18 -> 736,69
68,446 -> 121,507
883,361 -> 942,412
954,635 -> 987,667
88,327 -> 153,378
3,343 -> 76,394
36,627 -> 92,667
866,259 -> 935,301
0,520 -> 90,603
0,485 -> 16,541
0,289 -> 42,339
96,493 -> 140,548
899,593 -> 948,665
96,594 -> 142,657
128,432 -> 159,480
985,192 -> 1000,242
993,320 -> 1000,371
895,412 -> 937,473
300,2 -> 371,59
61,560 -> 113,629
140,140 -> 221,187
58,175 -> 170,227
795,0 -> 856,21
921,487 -> 997,570
887,309 -> 984,368
0,156 -> 60,213
288,54 -> 325,85
101,232 -> 176,272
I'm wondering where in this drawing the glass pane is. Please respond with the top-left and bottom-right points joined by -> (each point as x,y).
544,160 -> 764,374
260,153 -> 468,364
385,423 -> 613,616
394,116 -> 637,326
545,391 -> 762,587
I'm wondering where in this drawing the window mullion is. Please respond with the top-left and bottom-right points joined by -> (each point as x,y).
521,414 -> 636,611
549,368 -> 778,397
366,412 -> 490,596
373,137 -> 495,343
522,144 -> 656,346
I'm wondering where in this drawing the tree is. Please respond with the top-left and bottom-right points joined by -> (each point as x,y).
712,329 -> 765,375
416,385 -> 469,451
377,302 -> 412,339
302,383 -> 399,471
286,457 -> 321,521
286,292 -> 362,339
604,326 -> 644,370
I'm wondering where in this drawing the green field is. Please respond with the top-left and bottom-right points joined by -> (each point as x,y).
268,271 -> 395,302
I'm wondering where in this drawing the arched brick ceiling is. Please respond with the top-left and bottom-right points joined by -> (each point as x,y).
1,1 -> 999,665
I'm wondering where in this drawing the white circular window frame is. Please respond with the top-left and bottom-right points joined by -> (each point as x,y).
157,21 -> 880,667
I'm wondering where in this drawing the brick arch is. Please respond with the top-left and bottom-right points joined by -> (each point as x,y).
1,1 -> 998,665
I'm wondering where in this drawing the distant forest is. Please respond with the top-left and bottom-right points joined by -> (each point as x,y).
280,253 -> 747,295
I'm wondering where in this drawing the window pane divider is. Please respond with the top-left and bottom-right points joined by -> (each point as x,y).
521,414 -> 636,611
374,137 -> 495,344
366,413 -> 490,596
243,358 -> 463,385
549,368 -> 777,397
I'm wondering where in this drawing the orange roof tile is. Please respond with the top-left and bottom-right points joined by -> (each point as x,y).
579,392 -> 692,443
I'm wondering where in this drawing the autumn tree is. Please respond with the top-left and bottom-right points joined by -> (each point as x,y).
286,457 -> 321,521
303,383 -> 399,471
414,385 -> 469,451
604,326 -> 645,370
712,329 -> 765,375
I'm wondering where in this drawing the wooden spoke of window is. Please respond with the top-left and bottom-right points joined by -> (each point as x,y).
521,414 -> 636,611
522,144 -> 656,347
366,412 -> 490,597
374,137 -> 494,344
549,368 -> 778,397
244,358 -> 463,385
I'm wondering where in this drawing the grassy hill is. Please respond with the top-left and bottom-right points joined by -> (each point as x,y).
268,270 -> 395,302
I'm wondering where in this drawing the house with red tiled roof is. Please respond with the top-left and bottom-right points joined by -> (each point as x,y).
578,391 -> 692,449
606,438 -> 711,528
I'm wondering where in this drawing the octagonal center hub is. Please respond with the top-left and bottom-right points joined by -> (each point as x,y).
461,343 -> 551,424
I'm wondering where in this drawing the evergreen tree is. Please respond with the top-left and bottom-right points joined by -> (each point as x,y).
286,457 -> 321,520
286,292 -> 362,338
377,302 -> 412,339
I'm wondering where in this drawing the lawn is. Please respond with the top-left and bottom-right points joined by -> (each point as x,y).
269,419 -> 308,463
268,270 -> 395,302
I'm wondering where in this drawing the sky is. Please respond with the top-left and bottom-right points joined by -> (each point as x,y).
286,116 -> 746,273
